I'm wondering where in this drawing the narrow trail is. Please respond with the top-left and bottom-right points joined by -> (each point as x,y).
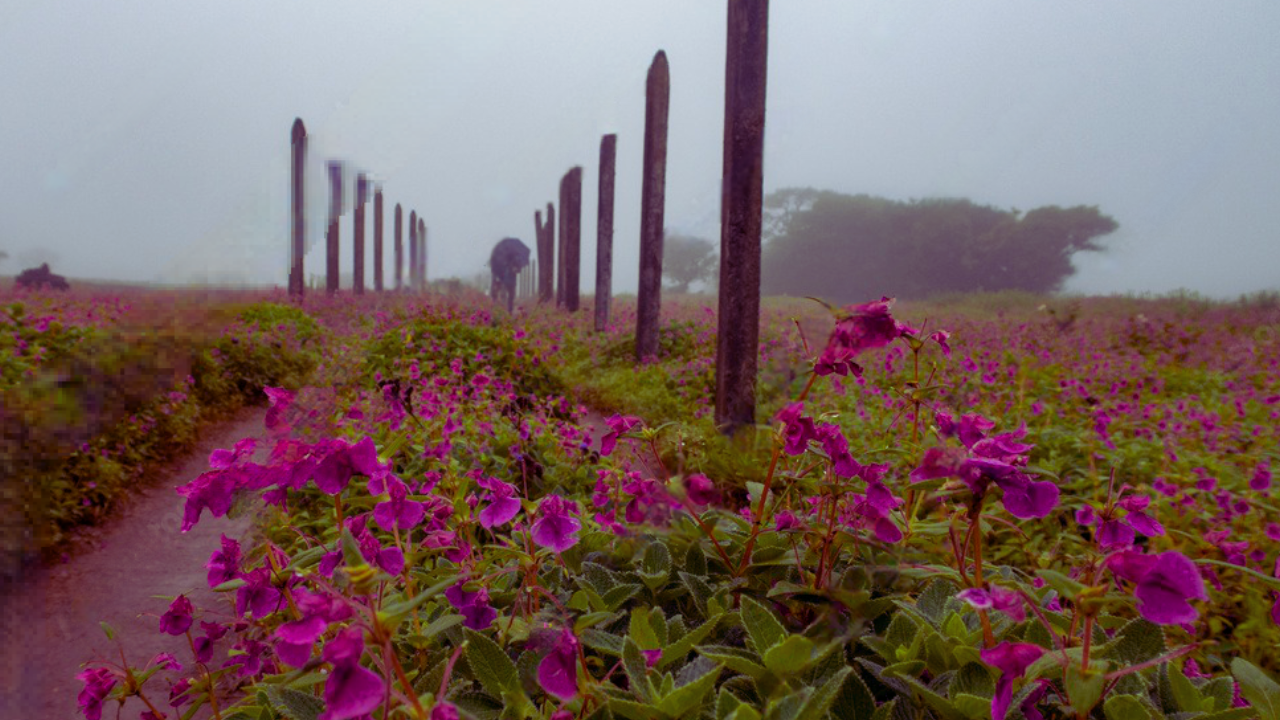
2,407 -> 270,720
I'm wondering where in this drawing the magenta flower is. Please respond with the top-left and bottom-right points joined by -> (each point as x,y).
476,475 -> 522,528
176,469 -> 238,532
374,476 -> 426,532
76,667 -> 117,720
531,495 -> 582,552
193,620 -> 227,663
537,628 -> 580,700
956,586 -> 1026,622
684,474 -> 719,506
980,641 -> 1045,720
319,627 -> 385,720
159,594 -> 194,635
264,386 -> 296,431
928,330 -> 952,357
206,534 -> 241,588
430,702 -> 460,720
776,402 -> 819,455
1106,549 -> 1208,625
601,415 -> 642,456
445,582 -> 498,630
235,566 -> 283,619
313,436 -> 382,496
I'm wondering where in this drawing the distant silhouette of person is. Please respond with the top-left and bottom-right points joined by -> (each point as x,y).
488,237 -> 530,313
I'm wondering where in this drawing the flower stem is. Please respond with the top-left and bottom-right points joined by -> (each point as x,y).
737,371 -> 818,577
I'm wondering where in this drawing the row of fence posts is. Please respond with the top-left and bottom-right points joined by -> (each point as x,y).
286,1 -> 768,432
288,118 -> 427,297
532,1 -> 768,432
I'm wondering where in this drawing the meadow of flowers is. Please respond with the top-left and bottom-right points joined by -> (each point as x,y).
23,284 -> 1280,720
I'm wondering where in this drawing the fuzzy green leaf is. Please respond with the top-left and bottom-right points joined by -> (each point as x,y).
830,669 -> 876,720
740,596 -> 786,654
464,628 -> 521,700
265,686 -> 325,720
1103,694 -> 1152,720
794,666 -> 853,720
1231,658 -> 1280,720
658,664 -> 722,718
763,635 -> 816,676
623,636 -> 655,702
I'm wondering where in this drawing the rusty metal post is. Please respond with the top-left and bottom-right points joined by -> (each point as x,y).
563,166 -> 583,312
636,51 -> 670,362
408,211 -> 418,291
373,188 -> 384,292
715,0 -> 769,433
418,219 -> 427,290
537,204 -> 555,302
289,119 -> 306,298
353,174 -> 367,295
595,134 -> 617,331
326,161 -> 342,295
394,204 -> 403,290
556,180 -> 567,307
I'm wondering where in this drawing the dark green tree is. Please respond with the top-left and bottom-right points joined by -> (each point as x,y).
761,189 -> 1116,301
662,233 -> 718,293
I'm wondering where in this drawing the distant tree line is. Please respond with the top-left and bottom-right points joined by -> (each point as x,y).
761,188 -> 1118,301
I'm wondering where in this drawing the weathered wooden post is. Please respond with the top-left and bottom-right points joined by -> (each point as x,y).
409,211 -> 418,291
556,183 -> 567,307
537,204 -> 555,302
326,161 -> 342,295
636,51 -> 670,362
596,134 -> 617,331
715,0 -> 769,433
562,166 -> 583,312
289,119 -> 306,298
394,204 -> 403,290
353,174 -> 367,295
418,219 -> 427,289
373,188 -> 384,292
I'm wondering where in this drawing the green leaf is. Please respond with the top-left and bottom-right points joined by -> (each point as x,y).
1101,618 -> 1165,667
718,687 -> 745,720
829,669 -> 876,720
762,635 -> 816,676
265,686 -> 325,720
740,596 -> 786,654
378,576 -> 457,619
582,562 -> 620,595
1103,694 -> 1152,720
630,607 -> 661,651
212,577 -> 248,592
1232,657 -> 1280,720
607,696 -> 664,720
1038,569 -> 1086,601
680,571 -> 714,618
685,543 -> 708,575
698,645 -> 767,679
657,664 -> 722,718
603,583 -> 644,611
1167,660 -> 1204,713
99,621 -> 116,641
643,541 -> 672,577
953,694 -> 994,720
582,629 -> 625,656
1065,664 -> 1107,716
464,628 -> 521,700
623,636 -> 655,702
794,666 -> 853,720
915,578 -> 959,624
726,705 -> 762,720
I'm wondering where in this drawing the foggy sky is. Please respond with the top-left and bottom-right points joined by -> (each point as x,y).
1,1 -> 1277,298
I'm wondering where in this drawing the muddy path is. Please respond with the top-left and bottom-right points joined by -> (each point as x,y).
1,407 -> 269,720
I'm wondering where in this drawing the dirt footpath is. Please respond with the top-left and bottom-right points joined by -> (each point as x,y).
1,407 -> 268,720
